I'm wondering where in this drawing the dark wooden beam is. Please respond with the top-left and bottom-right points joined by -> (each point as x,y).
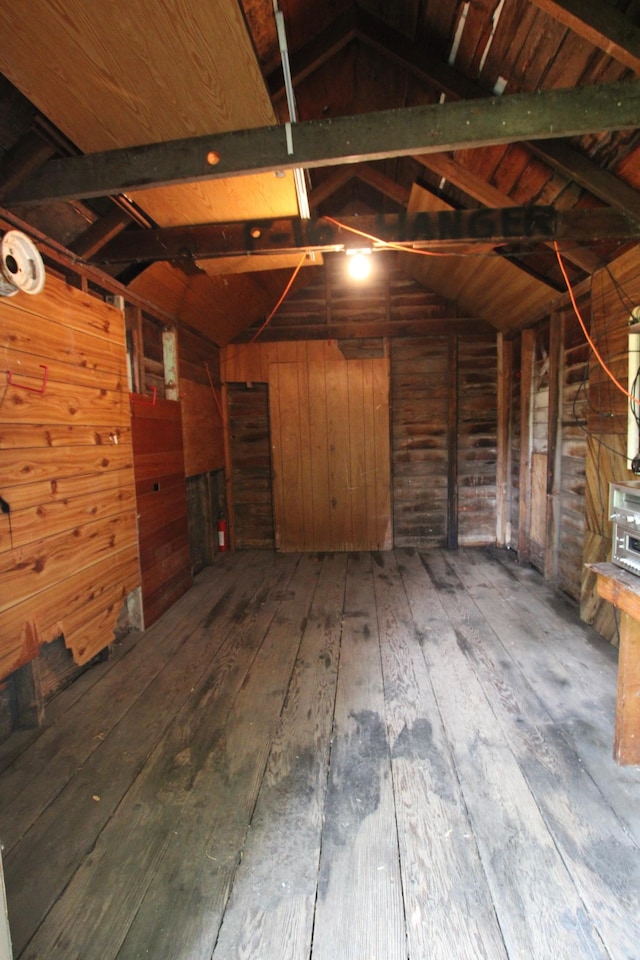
414,151 -> 602,273
353,8 -> 640,222
310,162 -> 411,210
233,317 -> 495,342
526,138 -> 640,222
10,80 -> 640,204
70,206 -> 133,258
93,208 -> 639,265
529,0 -> 640,73
0,131 -> 56,201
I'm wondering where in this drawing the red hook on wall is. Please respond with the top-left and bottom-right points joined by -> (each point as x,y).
7,364 -> 48,395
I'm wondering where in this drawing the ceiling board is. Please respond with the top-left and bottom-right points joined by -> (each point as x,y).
0,0 -> 299,244
129,260 -> 313,345
404,183 -> 555,331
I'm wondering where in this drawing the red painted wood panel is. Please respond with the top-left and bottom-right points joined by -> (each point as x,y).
130,395 -> 191,627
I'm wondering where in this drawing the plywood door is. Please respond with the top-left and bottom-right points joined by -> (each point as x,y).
269,358 -> 391,552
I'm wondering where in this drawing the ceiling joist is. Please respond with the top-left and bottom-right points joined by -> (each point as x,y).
9,79 -> 640,205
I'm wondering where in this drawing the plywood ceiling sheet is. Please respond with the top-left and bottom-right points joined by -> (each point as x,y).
403,184 -> 555,331
0,0 -> 299,228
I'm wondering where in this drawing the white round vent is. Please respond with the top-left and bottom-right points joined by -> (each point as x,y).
0,231 -> 45,297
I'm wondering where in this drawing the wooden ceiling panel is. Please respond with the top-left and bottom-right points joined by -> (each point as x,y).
403,183 -> 554,331
0,0 -> 299,235
129,260 -> 313,345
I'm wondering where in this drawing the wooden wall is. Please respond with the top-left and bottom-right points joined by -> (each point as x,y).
457,336 -> 498,546
581,249 -> 640,641
226,384 -> 274,550
0,275 -> 140,681
391,337 -> 449,547
179,327 -> 224,479
223,340 -> 391,552
557,308 -> 588,600
130,396 -> 191,628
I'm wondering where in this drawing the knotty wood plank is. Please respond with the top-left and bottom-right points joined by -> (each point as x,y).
10,552 -> 297,959
0,480 -> 136,554
111,554 -> 319,960
373,551 -> 508,959
402,550 -> 610,958
210,553 -> 346,959
312,552 -> 405,960
441,548 -> 640,957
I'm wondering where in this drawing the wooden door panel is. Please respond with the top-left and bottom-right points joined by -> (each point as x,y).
270,358 -> 391,552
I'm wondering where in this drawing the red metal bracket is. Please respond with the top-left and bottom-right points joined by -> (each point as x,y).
7,364 -> 48,395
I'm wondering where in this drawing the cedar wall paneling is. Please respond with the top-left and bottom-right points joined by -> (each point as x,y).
227,383 -> 274,549
130,396 -> 191,627
457,336 -> 498,546
391,337 -> 449,547
0,275 -> 140,680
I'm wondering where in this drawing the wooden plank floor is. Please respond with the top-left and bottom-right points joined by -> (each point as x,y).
1,548 -> 640,960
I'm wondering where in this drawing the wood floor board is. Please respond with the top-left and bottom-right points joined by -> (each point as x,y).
403,550 -> 610,959
211,552 -> 347,960
311,552 -> 405,960
433,549 -> 640,959
464,548 -> 640,847
114,552 -> 321,960
0,552 -> 256,824
1,548 -> 638,960
373,550 -> 508,960
7,551 -> 288,958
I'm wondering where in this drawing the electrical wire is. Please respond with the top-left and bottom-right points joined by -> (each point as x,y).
250,252 -> 308,343
322,215 -> 456,257
554,241 -> 640,408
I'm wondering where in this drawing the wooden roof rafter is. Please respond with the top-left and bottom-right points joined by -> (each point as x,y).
528,0 -> 640,73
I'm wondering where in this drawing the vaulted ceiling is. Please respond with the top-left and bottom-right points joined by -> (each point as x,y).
0,0 -> 638,343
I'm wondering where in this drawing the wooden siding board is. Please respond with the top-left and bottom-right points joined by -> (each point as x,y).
0,275 -> 140,680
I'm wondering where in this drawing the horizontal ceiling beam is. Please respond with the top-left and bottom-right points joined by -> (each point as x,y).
94,207 -> 639,265
352,8 -> 640,221
9,80 -> 640,204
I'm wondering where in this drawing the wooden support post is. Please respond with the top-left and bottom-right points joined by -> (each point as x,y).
447,334 -> 458,551
125,304 -> 144,394
589,562 -> 640,764
518,330 -> 535,564
162,326 -> 180,401
221,383 -> 235,552
496,334 -> 512,547
545,312 -> 564,581
617,611 -> 640,764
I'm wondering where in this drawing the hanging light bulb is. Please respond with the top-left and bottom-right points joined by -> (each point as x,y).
346,248 -> 372,280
